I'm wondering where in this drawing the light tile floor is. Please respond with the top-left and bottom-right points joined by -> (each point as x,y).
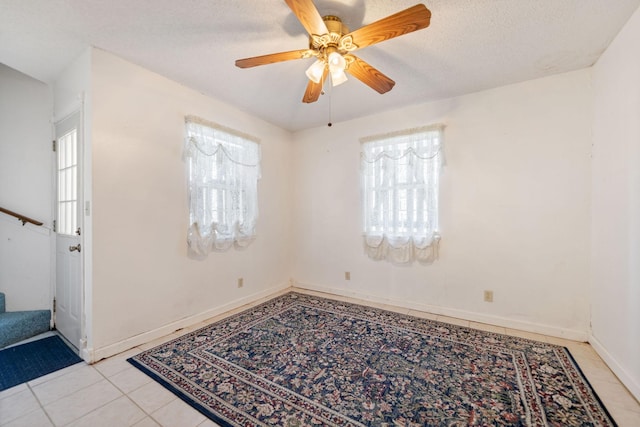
1,292 -> 639,426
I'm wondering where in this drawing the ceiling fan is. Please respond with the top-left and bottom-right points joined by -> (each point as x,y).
235,0 -> 432,103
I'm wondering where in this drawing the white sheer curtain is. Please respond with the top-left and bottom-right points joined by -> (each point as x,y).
184,116 -> 261,257
361,125 -> 444,264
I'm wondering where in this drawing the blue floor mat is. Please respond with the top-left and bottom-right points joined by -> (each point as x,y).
0,335 -> 83,391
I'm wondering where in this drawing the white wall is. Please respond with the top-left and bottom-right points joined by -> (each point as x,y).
591,6 -> 640,400
0,64 -> 53,311
292,69 -> 593,339
89,49 -> 293,356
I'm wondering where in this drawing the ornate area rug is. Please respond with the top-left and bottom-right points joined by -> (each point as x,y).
128,292 -> 616,426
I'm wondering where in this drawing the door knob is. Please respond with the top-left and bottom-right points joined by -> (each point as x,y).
69,244 -> 81,252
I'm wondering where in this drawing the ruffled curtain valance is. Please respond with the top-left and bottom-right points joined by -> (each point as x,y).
363,234 -> 441,265
361,124 -> 444,264
184,116 -> 261,257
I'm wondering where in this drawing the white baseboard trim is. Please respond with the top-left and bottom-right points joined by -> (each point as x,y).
589,334 -> 640,402
88,283 -> 291,363
293,282 -> 589,342
86,280 -> 594,363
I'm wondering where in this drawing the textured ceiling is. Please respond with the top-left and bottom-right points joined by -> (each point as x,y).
1,0 -> 639,131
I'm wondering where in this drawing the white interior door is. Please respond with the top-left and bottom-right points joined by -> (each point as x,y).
55,112 -> 83,350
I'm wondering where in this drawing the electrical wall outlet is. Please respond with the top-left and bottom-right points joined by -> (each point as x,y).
237,278 -> 243,288
345,272 -> 351,280
484,290 -> 494,302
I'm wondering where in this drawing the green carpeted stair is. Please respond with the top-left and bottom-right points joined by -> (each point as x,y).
0,292 -> 51,348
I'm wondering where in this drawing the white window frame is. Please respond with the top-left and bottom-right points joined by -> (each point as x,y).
361,125 -> 444,264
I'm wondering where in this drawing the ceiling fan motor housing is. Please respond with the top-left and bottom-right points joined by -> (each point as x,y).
323,15 -> 349,36
309,16 -> 349,50
308,15 -> 358,69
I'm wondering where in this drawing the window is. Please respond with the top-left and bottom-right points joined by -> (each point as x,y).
361,125 -> 443,264
184,116 -> 260,256
57,127 -> 79,235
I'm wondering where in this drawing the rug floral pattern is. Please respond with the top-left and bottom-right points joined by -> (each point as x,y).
128,292 -> 616,426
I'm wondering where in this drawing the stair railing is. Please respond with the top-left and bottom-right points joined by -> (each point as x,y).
0,206 -> 43,226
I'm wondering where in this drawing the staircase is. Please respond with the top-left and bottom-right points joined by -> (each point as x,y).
0,292 -> 51,348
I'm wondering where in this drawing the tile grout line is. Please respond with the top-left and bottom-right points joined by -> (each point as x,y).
84,362 -> 156,427
26,382 -> 56,427
36,365 -> 125,427
28,365 -> 101,407
101,361 -> 165,425
107,349 -> 184,426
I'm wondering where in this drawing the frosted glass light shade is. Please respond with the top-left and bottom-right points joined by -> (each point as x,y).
327,51 -> 348,86
327,51 -> 346,72
331,69 -> 348,86
305,60 -> 325,84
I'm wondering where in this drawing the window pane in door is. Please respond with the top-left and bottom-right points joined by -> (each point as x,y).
57,129 -> 78,236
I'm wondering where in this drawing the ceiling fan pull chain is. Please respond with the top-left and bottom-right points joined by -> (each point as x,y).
328,82 -> 333,127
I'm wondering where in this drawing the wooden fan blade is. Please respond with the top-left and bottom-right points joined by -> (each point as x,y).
346,4 -> 431,50
346,56 -> 395,94
302,67 -> 328,103
285,0 -> 328,36
235,49 -> 310,68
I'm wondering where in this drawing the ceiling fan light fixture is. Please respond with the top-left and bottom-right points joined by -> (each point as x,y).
330,68 -> 348,86
305,59 -> 325,84
327,50 -> 346,72
327,48 -> 347,86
